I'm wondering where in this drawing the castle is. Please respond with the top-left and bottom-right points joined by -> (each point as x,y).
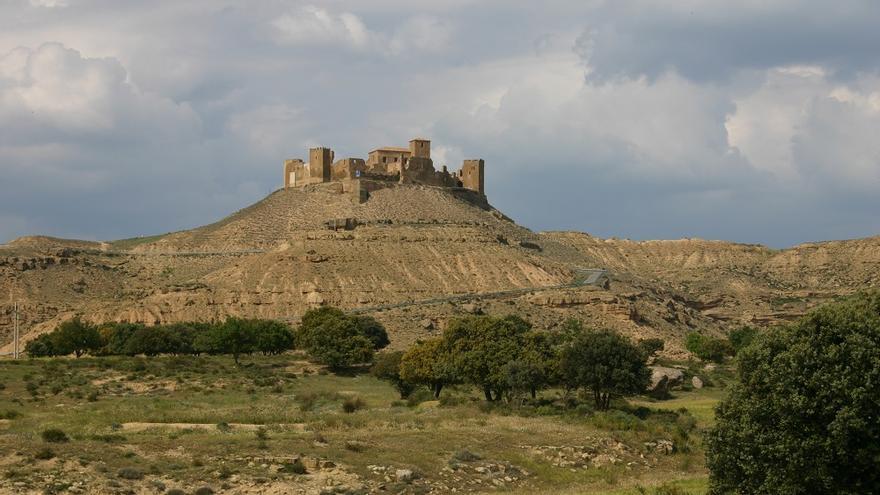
283,138 -> 485,201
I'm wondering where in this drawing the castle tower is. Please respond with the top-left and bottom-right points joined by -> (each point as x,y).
460,159 -> 485,195
409,138 -> 430,159
309,147 -> 333,183
284,159 -> 304,188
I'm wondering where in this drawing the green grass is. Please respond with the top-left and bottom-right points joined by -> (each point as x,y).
0,354 -> 721,493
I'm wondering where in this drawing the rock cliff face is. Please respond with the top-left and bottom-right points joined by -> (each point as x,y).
2,183 -> 879,355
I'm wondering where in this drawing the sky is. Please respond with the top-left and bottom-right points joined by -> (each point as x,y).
1,0 -> 879,248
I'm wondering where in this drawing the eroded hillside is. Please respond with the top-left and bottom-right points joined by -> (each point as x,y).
2,183 -> 879,356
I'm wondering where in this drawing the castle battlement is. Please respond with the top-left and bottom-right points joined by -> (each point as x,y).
283,138 -> 485,198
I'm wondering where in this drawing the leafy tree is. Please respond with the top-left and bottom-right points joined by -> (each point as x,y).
560,329 -> 650,410
122,325 -> 185,356
371,351 -> 415,398
102,323 -> 146,355
442,315 -> 533,401
194,318 -> 256,365
297,310 -> 373,370
252,320 -> 295,355
727,325 -> 758,354
353,316 -> 390,350
25,333 -> 57,357
706,291 -> 880,495
685,332 -> 732,363
53,317 -> 102,358
399,338 -> 453,398
513,331 -> 557,399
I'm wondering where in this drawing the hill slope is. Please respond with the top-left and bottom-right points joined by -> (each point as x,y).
2,183 -> 879,355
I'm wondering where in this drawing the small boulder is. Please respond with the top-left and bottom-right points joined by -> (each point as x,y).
419,319 -> 434,330
647,366 -> 685,398
692,376 -> 704,389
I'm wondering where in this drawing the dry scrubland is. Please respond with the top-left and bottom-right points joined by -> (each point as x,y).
0,353 -> 724,494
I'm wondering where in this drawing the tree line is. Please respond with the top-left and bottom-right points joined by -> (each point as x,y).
24,307 -> 389,367
373,316 -> 659,410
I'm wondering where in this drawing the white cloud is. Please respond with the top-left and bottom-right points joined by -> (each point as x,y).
271,6 -> 376,50
29,0 -> 68,8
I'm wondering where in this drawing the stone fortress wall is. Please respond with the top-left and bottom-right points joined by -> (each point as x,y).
283,138 -> 485,201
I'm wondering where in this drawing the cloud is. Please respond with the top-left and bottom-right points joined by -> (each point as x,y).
1,1 -> 879,247
272,6 -> 375,49
576,0 -> 880,82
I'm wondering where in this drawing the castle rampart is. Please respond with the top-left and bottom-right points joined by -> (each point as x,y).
284,137 -> 485,198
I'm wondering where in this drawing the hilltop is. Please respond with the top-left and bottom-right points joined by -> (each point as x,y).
2,182 -> 880,356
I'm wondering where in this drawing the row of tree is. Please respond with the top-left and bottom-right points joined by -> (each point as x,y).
372,316 -> 659,410
24,308 -> 390,367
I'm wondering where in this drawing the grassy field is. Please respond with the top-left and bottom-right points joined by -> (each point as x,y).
0,354 -> 724,494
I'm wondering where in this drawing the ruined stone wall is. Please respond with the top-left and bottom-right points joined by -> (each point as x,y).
460,159 -> 485,195
331,158 -> 367,180
367,149 -> 410,174
283,159 -> 305,188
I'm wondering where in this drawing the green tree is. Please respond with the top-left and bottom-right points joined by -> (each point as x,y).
194,318 -> 256,365
686,332 -> 732,363
25,333 -> 57,357
123,325 -> 185,356
727,325 -> 759,354
706,291 -> 880,494
296,310 -> 373,370
442,315 -> 533,401
560,329 -> 650,410
252,320 -> 295,355
353,316 -> 390,350
399,338 -> 453,398
371,351 -> 415,398
53,317 -> 102,358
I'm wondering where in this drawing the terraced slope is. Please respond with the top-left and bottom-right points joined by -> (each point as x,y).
2,184 -> 879,356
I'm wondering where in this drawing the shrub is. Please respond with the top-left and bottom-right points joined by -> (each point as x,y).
706,291 -> 880,494
685,332 -> 732,363
344,440 -> 368,452
341,396 -> 367,413
252,320 -> 295,355
560,329 -> 650,410
24,334 -> 57,357
279,458 -> 307,474
34,447 -> 55,460
727,325 -> 759,354
637,338 -> 665,359
117,467 -> 144,480
193,487 -> 215,495
41,429 -> 69,443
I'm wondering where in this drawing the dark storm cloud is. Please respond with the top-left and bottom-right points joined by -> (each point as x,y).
0,1 -> 879,247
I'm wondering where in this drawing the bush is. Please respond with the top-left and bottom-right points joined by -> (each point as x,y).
560,329 -> 650,410
706,291 -> 880,494
34,447 -> 55,460
637,338 -> 665,359
41,428 -> 69,443
727,325 -> 759,354
24,334 -> 57,357
341,396 -> 366,413
371,351 -> 415,398
685,332 -> 732,363
117,467 -> 144,480
279,458 -> 307,474
353,316 -> 390,350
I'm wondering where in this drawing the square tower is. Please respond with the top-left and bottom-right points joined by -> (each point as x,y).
409,138 -> 431,159
460,159 -> 485,195
309,147 -> 333,182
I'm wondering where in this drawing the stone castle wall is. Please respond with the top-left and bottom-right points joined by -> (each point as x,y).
285,137 -> 485,197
